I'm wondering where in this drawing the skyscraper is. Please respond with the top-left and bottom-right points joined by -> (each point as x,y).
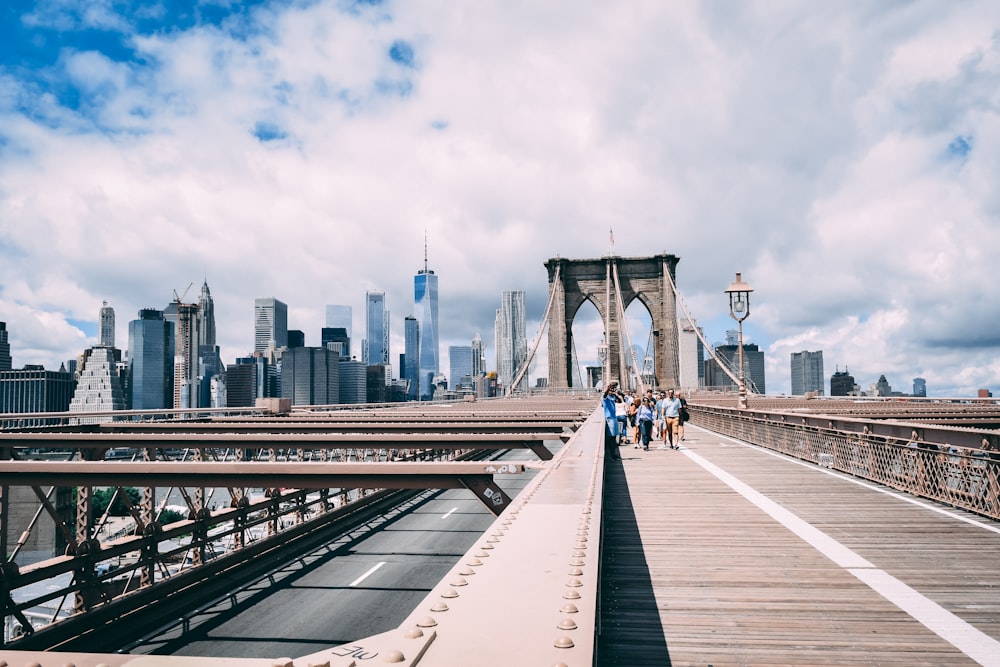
99,301 -> 115,347
790,350 -> 825,396
197,280 -> 223,408
326,304 -> 352,340
495,290 -> 527,393
321,327 -> 350,357
69,347 -> 126,423
0,322 -> 11,371
363,291 -> 389,367
913,377 -> 927,397
414,241 -> 439,400
678,320 -> 704,389
449,345 -> 474,390
830,367 -> 856,396
254,297 -> 288,355
280,347 -> 339,406
403,315 -> 419,400
705,343 -> 766,394
198,281 -> 216,348
0,366 -> 75,416
128,309 -> 174,410
173,302 -> 201,409
471,332 -> 486,378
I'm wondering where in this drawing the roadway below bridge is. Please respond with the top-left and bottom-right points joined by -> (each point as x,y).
119,448 -> 541,658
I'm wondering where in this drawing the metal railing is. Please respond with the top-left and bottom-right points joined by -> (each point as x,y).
691,403 -> 1000,520
0,398 -> 606,666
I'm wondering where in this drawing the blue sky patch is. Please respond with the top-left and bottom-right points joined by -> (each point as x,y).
252,121 -> 287,142
431,120 -> 448,130
68,318 -> 97,338
389,39 -> 414,67
947,135 -> 972,159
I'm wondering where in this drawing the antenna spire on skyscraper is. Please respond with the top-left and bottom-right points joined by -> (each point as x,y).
424,229 -> 429,273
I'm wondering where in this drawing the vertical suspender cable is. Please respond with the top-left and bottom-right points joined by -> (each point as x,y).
507,263 -> 561,396
661,262 -> 745,393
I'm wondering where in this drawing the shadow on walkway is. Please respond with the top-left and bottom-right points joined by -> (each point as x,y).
597,456 -> 672,665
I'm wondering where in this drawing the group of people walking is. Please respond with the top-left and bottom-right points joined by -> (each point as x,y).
602,382 -> 689,460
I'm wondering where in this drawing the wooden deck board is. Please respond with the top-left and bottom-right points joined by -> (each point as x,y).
598,426 -> 1000,666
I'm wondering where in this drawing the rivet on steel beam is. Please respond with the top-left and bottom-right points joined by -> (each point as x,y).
551,663 -> 570,667
568,567 -> 583,576
475,551 -> 490,558
574,542 -> 587,550
272,660 -> 294,667
565,578 -> 583,588
560,603 -> 579,614
441,589 -> 458,598
308,661 -> 331,667
467,558 -> 483,566
404,627 -> 424,639
563,589 -> 581,600
459,567 -> 476,576
554,635 -> 575,649
572,550 -> 585,558
558,617 -> 578,631
430,601 -> 449,612
382,649 -> 405,663
576,535 -> 588,542
417,616 -> 437,627
480,542 -> 495,549
451,577 -> 468,586
570,558 -> 585,566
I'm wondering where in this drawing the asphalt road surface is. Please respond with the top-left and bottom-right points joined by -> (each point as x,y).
124,449 -> 539,659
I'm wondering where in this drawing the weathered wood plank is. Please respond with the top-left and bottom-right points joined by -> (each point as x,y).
599,426 -> 1000,666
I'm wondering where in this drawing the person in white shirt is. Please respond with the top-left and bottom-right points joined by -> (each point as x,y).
661,388 -> 682,449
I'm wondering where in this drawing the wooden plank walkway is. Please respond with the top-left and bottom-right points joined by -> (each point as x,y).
598,424 -> 1000,666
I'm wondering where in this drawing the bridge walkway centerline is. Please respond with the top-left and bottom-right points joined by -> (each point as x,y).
599,423 -> 1000,666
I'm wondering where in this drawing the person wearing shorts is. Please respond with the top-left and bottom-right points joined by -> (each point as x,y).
662,388 -> 682,449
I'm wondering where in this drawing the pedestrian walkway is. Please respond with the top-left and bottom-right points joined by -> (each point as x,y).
598,424 -> 1000,666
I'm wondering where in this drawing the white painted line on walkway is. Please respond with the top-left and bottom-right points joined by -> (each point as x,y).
349,561 -> 385,587
684,447 -> 1000,667
442,507 -> 458,519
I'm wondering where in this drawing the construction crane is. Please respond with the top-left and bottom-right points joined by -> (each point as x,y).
173,282 -> 193,305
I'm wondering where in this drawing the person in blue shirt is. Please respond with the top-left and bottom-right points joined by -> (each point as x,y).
602,382 -> 624,461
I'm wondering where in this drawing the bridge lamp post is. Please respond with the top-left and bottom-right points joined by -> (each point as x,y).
597,338 -> 608,389
725,272 -> 754,409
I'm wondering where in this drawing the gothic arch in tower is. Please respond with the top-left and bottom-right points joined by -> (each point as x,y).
544,254 -> 680,390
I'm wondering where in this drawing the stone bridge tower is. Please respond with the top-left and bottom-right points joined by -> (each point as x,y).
544,254 -> 680,390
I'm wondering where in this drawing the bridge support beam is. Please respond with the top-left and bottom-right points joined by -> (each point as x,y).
545,254 -> 680,390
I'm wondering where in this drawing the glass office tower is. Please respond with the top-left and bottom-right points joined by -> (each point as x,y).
495,290 -> 527,393
415,266 -> 439,400
0,322 -> 11,371
364,291 -> 389,366
254,297 -> 288,354
128,309 -> 174,409
403,315 -> 419,400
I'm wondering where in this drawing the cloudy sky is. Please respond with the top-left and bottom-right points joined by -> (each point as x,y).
2,0 -> 999,397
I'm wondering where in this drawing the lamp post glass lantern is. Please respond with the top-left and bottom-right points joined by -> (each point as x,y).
724,272 -> 754,408
597,338 -> 608,389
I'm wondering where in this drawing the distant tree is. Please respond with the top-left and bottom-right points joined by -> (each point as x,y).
92,487 -> 141,517
158,508 -> 186,524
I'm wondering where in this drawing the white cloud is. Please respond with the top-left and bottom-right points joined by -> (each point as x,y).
2,1 -> 1000,397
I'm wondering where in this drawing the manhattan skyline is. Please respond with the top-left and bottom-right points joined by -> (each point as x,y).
2,2 -> 999,396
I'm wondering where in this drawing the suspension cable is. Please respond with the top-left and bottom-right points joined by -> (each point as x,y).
610,259 -> 645,392
661,262 -> 747,392
507,263 -> 561,396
